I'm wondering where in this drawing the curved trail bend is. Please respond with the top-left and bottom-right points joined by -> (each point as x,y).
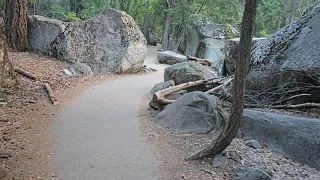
53,46 -> 166,180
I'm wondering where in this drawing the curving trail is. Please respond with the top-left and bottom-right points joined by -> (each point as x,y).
52,46 -> 166,180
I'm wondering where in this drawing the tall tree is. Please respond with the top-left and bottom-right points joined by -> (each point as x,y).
142,0 -> 150,44
0,34 -> 17,88
188,0 -> 258,160
161,0 -> 174,50
4,0 -> 27,51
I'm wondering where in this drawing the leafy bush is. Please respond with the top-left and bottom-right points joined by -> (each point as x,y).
65,12 -> 81,22
258,30 -> 269,37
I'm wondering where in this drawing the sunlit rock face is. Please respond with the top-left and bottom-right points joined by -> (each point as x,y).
28,8 -> 147,74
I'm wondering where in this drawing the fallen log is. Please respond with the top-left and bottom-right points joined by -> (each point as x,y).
150,77 -> 232,110
44,83 -> 58,106
206,78 -> 233,94
188,55 -> 212,66
15,68 -> 36,80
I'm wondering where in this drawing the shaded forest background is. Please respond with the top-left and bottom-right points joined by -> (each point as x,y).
1,0 -> 319,41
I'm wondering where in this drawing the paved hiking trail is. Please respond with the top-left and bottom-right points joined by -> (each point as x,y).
52,46 -> 166,180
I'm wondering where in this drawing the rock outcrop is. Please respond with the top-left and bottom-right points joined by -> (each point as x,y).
28,8 -> 147,74
224,38 -> 265,75
241,109 -> 320,170
164,62 -> 216,88
157,51 -> 187,65
153,92 -> 227,134
247,8 -> 320,100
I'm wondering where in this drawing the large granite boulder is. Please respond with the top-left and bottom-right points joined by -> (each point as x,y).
196,38 -> 225,75
153,92 -> 227,134
148,32 -> 157,46
224,38 -> 266,76
157,51 -> 187,65
28,9 -> 147,74
164,62 -> 216,86
241,109 -> 320,170
247,8 -> 320,99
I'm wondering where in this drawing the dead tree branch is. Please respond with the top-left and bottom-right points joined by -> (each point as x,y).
44,83 -> 58,105
15,68 -> 36,80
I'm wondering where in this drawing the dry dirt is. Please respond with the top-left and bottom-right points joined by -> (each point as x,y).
0,52 -> 123,179
138,93 -> 320,180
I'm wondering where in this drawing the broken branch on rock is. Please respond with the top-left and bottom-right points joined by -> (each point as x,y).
44,83 -> 58,106
15,68 -> 36,80
188,55 -> 213,66
206,77 -> 233,94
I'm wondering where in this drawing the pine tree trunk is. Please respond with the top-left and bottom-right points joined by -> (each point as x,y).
142,0 -> 150,44
0,34 -> 17,88
188,0 -> 258,160
4,0 -> 27,52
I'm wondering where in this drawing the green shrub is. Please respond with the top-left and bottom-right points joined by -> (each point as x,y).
65,12 -> 81,22
258,30 -> 269,37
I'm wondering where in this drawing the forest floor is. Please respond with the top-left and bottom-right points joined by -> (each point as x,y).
0,52 -> 121,179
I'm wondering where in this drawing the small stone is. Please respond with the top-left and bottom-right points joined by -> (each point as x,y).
0,152 -> 12,159
244,139 -> 262,149
212,154 -> 227,168
236,168 -> 272,180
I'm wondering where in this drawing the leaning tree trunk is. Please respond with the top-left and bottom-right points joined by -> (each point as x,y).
161,12 -> 171,50
4,0 -> 27,52
188,0 -> 258,160
0,34 -> 17,88
142,0 -> 150,44
161,0 -> 174,50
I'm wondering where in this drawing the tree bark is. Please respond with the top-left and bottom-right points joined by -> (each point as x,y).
0,34 -> 17,88
188,0 -> 258,160
4,0 -> 27,51
142,0 -> 150,44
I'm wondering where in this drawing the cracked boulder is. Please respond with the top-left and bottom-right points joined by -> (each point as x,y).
28,8 -> 147,74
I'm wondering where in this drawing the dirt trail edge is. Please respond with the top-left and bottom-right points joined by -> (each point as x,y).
52,46 -> 167,180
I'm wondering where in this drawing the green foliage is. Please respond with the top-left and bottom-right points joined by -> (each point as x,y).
258,30 -> 269,37
65,12 -> 81,22
32,0 -> 319,40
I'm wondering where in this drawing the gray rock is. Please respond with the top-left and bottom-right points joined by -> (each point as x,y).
244,139 -> 262,149
212,154 -> 227,168
157,51 -> 187,64
150,80 -> 175,94
248,8 -> 320,101
196,38 -> 225,75
196,19 -> 225,39
179,25 -> 200,56
164,62 -> 216,87
241,109 -> 320,170
69,62 -> 94,76
153,92 -> 227,134
148,32 -> 157,46
28,9 -> 147,74
235,168 -> 272,180
224,38 -> 265,76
